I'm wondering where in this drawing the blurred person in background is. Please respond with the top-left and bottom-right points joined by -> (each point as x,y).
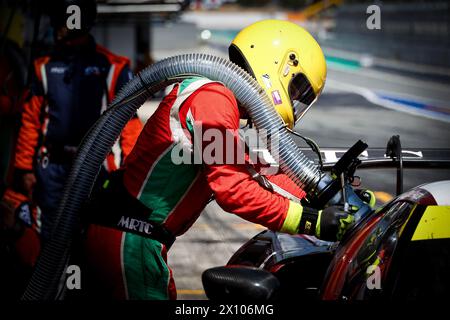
7,0 -> 142,254
0,3 -> 31,298
0,3 -> 28,196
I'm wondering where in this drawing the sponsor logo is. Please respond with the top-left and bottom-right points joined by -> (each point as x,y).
304,220 -> 312,234
84,66 -> 102,76
271,90 -> 282,105
50,67 -> 67,74
17,203 -> 33,227
117,216 -> 154,235
261,74 -> 272,89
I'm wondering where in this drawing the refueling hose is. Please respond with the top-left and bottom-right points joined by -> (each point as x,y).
22,53 -> 324,300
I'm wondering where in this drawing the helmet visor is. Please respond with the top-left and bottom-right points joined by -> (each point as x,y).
288,73 -> 317,124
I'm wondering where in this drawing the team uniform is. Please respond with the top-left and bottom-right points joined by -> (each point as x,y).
84,77 -> 306,299
14,36 -> 142,241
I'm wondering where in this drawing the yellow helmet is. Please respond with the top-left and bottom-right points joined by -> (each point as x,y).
229,19 -> 327,129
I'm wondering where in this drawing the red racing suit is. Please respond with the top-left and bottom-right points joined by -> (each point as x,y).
85,77 -> 306,300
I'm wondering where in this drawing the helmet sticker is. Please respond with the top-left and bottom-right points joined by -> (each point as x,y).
17,202 -> 33,227
261,74 -> 272,89
283,65 -> 290,77
271,90 -> 282,105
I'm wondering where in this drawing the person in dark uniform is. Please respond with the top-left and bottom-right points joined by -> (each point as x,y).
13,0 -> 142,242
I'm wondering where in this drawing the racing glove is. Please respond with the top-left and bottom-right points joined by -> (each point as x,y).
297,205 -> 355,242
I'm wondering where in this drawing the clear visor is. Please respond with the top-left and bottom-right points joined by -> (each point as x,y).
288,73 -> 317,124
